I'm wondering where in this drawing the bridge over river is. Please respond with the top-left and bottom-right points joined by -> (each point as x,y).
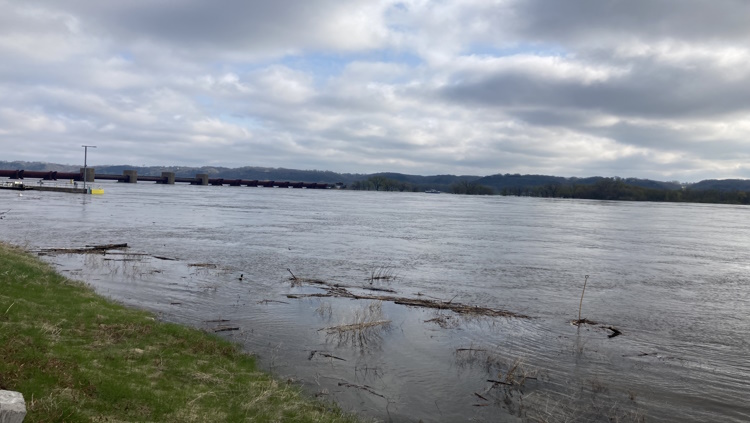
0,169 -> 332,189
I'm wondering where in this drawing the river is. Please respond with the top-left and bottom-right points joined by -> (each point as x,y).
1,181 -> 748,422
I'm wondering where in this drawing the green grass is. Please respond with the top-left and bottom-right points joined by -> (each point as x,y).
0,243 -> 358,422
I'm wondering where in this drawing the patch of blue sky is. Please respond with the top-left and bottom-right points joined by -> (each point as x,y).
279,50 -> 423,85
117,51 -> 134,62
193,94 -> 216,108
465,42 -> 568,58
216,113 -> 262,130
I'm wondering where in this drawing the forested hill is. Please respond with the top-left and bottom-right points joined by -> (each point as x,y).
474,174 -> 682,192
688,179 -> 750,191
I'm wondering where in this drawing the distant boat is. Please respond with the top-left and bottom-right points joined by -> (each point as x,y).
424,189 -> 441,194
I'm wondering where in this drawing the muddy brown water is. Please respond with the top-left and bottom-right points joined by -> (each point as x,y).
2,181 -> 749,422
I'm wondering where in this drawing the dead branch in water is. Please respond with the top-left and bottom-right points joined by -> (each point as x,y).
287,268 -> 298,280
474,392 -> 489,401
308,350 -> 347,361
318,320 -> 391,334
213,326 -> 240,333
286,293 -> 333,299
572,319 -> 623,338
85,243 -> 129,250
337,382 -> 385,398
288,276 -> 397,293
257,299 -> 290,305
287,278 -> 529,319
37,243 -> 129,255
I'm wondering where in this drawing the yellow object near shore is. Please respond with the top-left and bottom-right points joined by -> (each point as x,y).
90,188 -> 104,195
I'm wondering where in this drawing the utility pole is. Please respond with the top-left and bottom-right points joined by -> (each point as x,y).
82,145 -> 96,192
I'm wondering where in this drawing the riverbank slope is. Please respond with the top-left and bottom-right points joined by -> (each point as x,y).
0,242 -> 356,422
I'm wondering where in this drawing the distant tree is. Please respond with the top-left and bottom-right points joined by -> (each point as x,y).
450,180 -> 494,195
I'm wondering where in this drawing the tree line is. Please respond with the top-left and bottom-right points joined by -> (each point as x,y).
348,176 -> 494,194
503,177 -> 750,205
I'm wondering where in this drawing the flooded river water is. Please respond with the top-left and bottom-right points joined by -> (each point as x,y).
1,181 -> 749,422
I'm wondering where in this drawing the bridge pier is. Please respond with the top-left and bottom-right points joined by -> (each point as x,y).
80,167 -> 95,182
192,174 -> 209,185
158,172 -> 175,184
122,170 -> 138,183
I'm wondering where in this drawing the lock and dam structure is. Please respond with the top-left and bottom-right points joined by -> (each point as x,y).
0,169 -> 332,189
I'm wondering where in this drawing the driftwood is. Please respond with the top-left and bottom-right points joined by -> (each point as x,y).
257,299 -> 290,305
308,350 -> 347,361
487,379 -> 513,386
213,326 -> 240,333
573,319 -> 623,338
318,320 -> 391,334
286,293 -> 333,299
337,382 -> 385,398
38,243 -> 129,255
188,263 -> 217,268
85,243 -> 129,250
288,276 -> 397,294
288,278 -> 529,319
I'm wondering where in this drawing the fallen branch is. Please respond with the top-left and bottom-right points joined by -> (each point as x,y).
337,382 -> 385,398
487,379 -> 513,386
604,325 -> 622,338
573,319 -> 623,338
257,299 -> 290,305
286,293 -> 333,299
474,392 -> 488,401
84,243 -> 129,250
213,327 -> 240,333
319,320 -> 391,334
288,280 -> 529,319
361,286 -> 397,293
38,243 -> 129,255
308,350 -> 347,361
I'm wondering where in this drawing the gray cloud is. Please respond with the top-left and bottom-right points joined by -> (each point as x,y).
512,0 -> 750,45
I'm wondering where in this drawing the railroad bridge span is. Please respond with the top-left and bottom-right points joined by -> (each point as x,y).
0,169 -> 332,189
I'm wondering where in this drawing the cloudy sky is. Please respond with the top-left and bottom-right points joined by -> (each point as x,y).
2,1 -> 750,181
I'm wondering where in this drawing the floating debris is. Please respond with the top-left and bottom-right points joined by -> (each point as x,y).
37,243 -> 129,255
287,277 -> 529,319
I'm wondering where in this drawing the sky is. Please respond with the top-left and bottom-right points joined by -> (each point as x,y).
2,1 -> 750,181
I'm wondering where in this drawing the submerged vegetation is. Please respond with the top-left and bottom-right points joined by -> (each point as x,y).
0,243 -> 356,423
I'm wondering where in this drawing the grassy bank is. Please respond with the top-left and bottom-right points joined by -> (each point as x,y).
0,243 -> 356,422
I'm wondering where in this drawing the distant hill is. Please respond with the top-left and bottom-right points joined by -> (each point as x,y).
688,179 -> 750,191
0,160 -> 746,192
474,174 -> 682,193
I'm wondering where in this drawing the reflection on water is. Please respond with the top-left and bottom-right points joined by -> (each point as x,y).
2,181 -> 750,422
